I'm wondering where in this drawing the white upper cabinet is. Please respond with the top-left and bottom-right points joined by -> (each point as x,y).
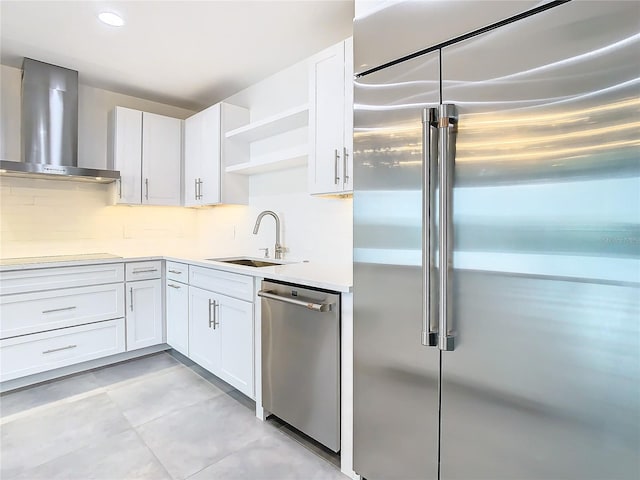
110,107 -> 142,204
184,106 -> 219,206
183,103 -> 249,206
110,107 -> 182,206
142,112 -> 182,206
308,37 -> 354,195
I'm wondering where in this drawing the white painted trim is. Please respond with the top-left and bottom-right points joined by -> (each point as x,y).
340,292 -> 360,479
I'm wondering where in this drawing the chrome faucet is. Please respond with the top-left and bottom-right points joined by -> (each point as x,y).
253,210 -> 283,259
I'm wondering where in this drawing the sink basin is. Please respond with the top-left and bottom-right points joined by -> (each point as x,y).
205,257 -> 286,268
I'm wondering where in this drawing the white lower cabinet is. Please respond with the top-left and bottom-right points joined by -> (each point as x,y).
0,263 -> 128,384
188,286 -> 219,373
0,283 -> 124,339
0,318 -> 126,382
188,285 -> 254,398
125,279 -> 163,351
166,279 -> 189,356
217,293 -> 253,396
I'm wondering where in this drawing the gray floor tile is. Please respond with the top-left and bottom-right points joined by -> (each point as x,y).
0,372 -> 100,418
0,393 -> 130,478
107,366 -> 226,426
10,429 -> 171,480
92,352 -> 179,388
137,395 -> 276,480
1,354 -> 344,480
187,429 -> 347,480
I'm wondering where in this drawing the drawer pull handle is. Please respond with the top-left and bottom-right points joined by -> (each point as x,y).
132,268 -> 158,273
42,344 -> 77,354
168,284 -> 181,289
42,306 -> 77,314
168,270 -> 183,274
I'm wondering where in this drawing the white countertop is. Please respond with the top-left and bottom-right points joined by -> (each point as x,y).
0,253 -> 353,293
0,253 -> 124,266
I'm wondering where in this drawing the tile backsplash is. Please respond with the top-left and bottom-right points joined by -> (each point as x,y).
0,177 -> 199,258
0,174 -> 353,265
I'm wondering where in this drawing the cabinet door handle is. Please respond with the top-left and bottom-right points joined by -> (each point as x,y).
213,301 -> 219,329
208,299 -> 214,328
168,283 -> 181,289
42,306 -> 77,314
118,178 -> 122,198
145,178 -> 149,200
129,287 -> 134,311
334,149 -> 341,185
343,147 -> 349,184
168,270 -> 182,274
42,344 -> 77,354
195,178 -> 203,200
194,178 -> 199,200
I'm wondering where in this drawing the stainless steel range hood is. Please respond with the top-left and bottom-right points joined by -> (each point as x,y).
0,58 -> 120,183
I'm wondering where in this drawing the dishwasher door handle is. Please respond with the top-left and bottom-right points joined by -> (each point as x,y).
258,290 -> 333,312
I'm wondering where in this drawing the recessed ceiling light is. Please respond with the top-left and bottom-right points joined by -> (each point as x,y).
98,12 -> 124,27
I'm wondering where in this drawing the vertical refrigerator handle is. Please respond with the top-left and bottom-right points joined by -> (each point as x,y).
422,107 -> 439,347
438,104 -> 458,351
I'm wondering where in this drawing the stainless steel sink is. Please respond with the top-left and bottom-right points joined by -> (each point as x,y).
205,257 -> 286,268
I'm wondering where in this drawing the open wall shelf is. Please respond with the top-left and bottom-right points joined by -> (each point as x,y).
225,104 -> 309,143
225,145 -> 308,175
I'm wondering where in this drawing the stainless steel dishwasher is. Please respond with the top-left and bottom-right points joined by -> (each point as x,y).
259,279 -> 341,452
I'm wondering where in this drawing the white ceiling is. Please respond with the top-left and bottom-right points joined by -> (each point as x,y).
0,1 -> 354,111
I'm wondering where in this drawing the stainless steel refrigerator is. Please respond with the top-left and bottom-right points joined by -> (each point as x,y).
352,1 -> 640,479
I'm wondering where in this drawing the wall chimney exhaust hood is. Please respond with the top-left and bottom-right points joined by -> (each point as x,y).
0,58 -> 120,183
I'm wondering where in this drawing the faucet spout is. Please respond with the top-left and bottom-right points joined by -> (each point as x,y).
253,210 -> 283,259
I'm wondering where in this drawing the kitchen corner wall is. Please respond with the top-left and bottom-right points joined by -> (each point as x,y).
1,63 -> 200,259
196,55 -> 353,265
0,54 -> 353,265
0,177 -> 200,258
196,167 -> 353,264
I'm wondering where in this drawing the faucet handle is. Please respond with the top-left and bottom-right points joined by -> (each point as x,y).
259,248 -> 270,258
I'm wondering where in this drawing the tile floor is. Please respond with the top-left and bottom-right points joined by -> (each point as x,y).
0,352 -> 347,480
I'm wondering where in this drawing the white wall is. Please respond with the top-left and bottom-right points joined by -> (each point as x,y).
198,49 -> 353,265
0,176 -> 200,258
0,46 -> 353,266
0,64 -> 194,169
0,65 -> 21,162
0,64 -> 199,258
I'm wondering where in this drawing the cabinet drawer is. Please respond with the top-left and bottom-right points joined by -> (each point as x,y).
126,261 -> 162,281
0,263 -> 124,296
166,261 -> 188,282
0,318 -> 126,382
189,266 -> 253,301
0,283 -> 125,339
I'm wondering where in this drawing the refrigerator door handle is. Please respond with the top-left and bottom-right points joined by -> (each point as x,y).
422,107 -> 439,347
438,104 -> 458,351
